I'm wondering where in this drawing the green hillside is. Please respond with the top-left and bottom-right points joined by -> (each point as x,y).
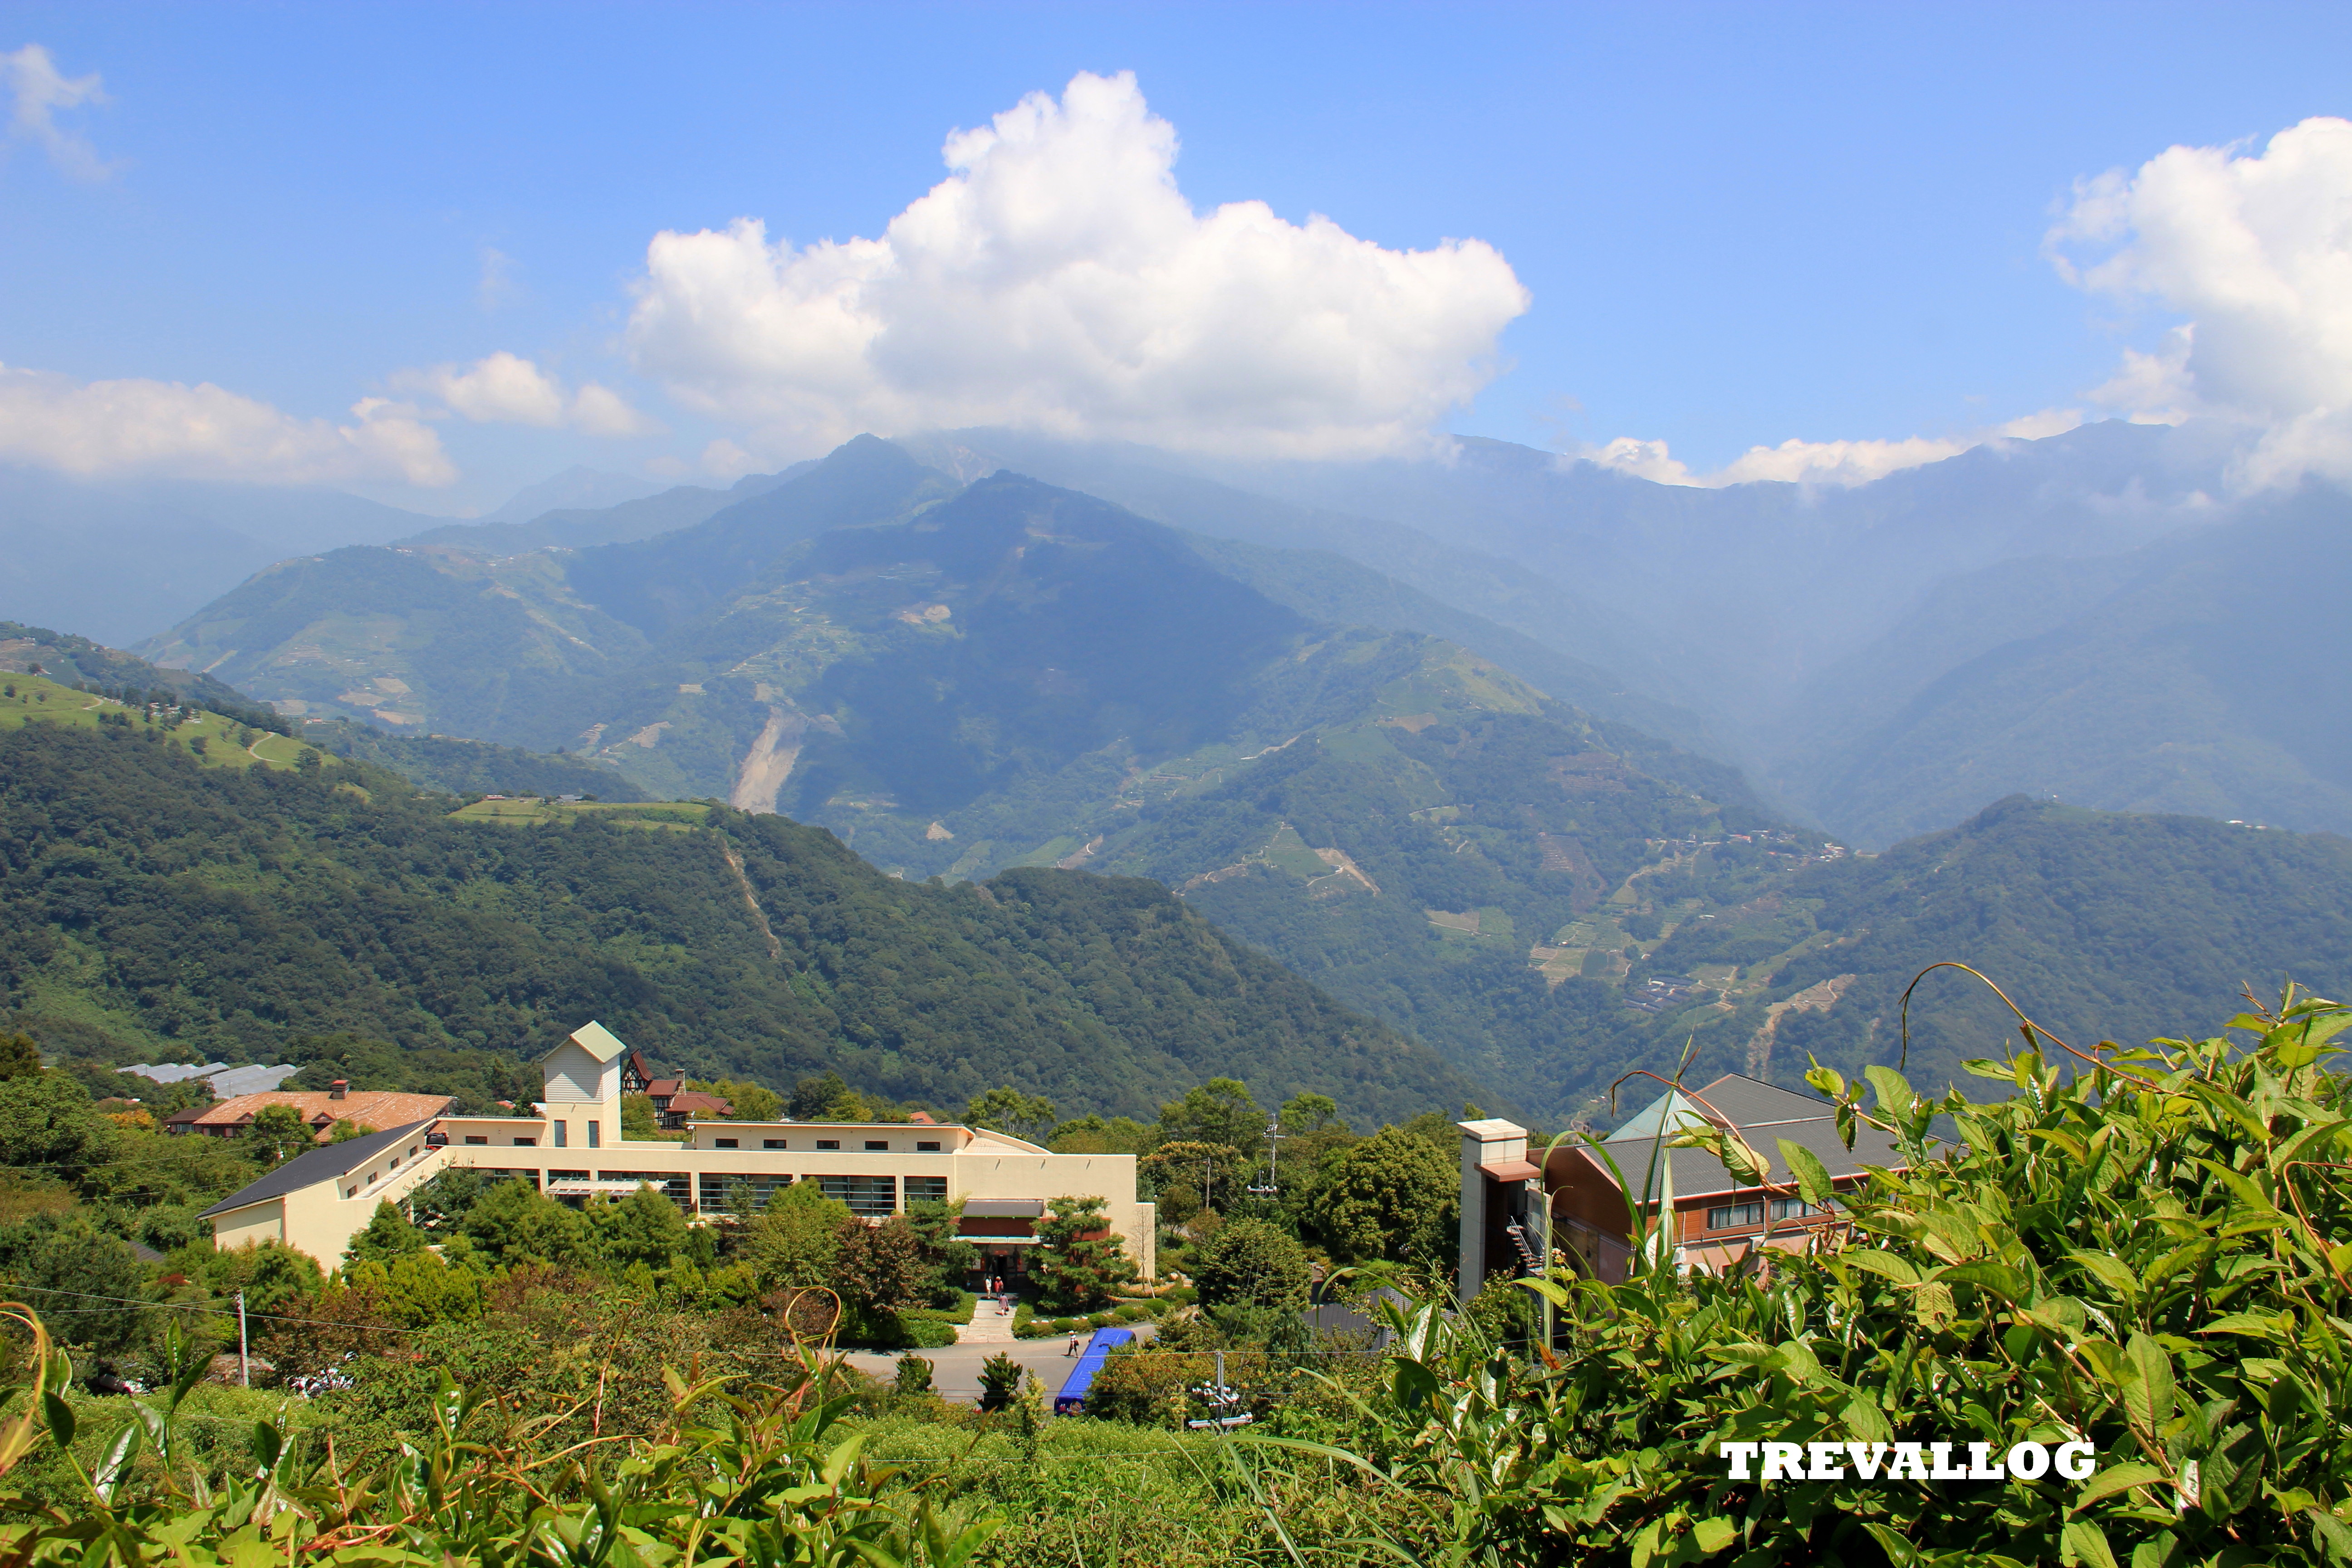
303,720 -> 650,801
0,620 -> 288,735
0,716 -> 1477,1126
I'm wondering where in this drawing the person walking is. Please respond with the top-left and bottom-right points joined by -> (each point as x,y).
1065,1330 -> 1083,1358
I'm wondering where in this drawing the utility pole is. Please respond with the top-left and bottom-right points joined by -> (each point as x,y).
235,1291 -> 250,1387
1246,1116 -> 1285,1198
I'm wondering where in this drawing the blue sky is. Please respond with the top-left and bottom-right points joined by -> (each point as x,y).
4,1 -> 2350,512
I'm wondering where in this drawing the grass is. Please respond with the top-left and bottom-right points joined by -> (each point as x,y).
0,675 -> 315,775
843,1410 -> 1422,1566
448,798 -> 712,832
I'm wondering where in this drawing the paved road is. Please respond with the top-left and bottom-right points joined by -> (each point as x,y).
841,1325 -> 1156,1404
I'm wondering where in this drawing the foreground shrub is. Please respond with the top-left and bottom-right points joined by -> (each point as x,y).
0,1306 -> 1001,1565
1268,987 -> 2352,1566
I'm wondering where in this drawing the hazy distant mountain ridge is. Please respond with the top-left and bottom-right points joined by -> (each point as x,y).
0,466 -> 436,645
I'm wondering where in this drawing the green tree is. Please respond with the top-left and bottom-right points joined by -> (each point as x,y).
977,1350 -> 1024,1413
247,1103 -> 314,1166
714,1079 -> 784,1122
620,1093 -> 662,1139
736,1179 -> 849,1289
1031,1193 -> 1137,1312
1142,1140 -> 1246,1223
0,1071 -> 119,1187
0,1031 -> 40,1081
589,1185 -> 691,1273
1317,1124 -> 1458,1263
458,1177 -> 596,1269
197,1240 -> 324,1314
1046,1112 -> 1153,1154
833,1214 -> 930,1317
1157,1078 -> 1262,1151
1191,1216 -> 1310,1315
0,1211 -> 148,1354
345,1249 -> 483,1329
965,1086 -> 1058,1143
788,1071 -> 862,1122
344,1200 -> 428,1265
1277,1092 -> 1338,1134
327,1117 -> 365,1143
902,1197 -> 978,1304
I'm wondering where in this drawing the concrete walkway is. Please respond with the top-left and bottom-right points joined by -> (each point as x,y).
842,1323 -> 1156,1405
955,1294 -> 1020,1344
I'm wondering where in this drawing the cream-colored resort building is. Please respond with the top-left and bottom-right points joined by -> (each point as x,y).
201,1023 -> 1154,1283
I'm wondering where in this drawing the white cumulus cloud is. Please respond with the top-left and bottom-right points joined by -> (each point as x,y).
0,364 -> 455,486
3,43 -> 116,180
2048,116 -> 2352,485
1589,409 -> 2082,489
623,70 -> 1529,460
395,351 -> 661,437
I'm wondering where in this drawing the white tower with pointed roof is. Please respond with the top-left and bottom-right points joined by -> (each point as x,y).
539,1020 -> 628,1152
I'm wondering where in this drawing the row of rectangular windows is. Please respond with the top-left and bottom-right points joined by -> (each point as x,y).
1704,1196 -> 1838,1230
452,1133 -> 945,1152
515,1171 -> 950,1218
709,1137 -> 944,1152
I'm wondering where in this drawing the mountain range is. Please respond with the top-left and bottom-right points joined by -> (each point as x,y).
106,431 -> 2352,1120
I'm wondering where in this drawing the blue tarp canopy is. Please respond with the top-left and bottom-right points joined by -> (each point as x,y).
1053,1327 -> 1135,1414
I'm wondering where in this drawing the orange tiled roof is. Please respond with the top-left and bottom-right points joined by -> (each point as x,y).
181,1089 -> 453,1141
665,1091 -> 735,1117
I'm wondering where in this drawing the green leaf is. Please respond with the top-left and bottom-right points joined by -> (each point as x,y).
2071,1461 -> 2166,1510
1777,1139 -> 1837,1210
2062,1519 -> 2122,1568
2196,1312 -> 2287,1340
250,1421 -> 282,1472
1841,1250 -> 1925,1286
1690,1517 -> 1738,1555
1861,1523 -> 1920,1566
2305,1506 -> 2352,1563
40,1390 -> 72,1451
1512,1274 -> 1572,1309
91,1420 -> 141,1503
1940,1260 -> 2031,1303
1864,1065 -> 1918,1120
1841,1393 -> 1893,1445
2068,1250 -> 2141,1298
2123,1333 -> 2176,1431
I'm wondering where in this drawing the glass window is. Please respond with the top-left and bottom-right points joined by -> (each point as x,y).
1705,1201 -> 1764,1230
904,1176 -> 947,1205
700,1172 -> 791,1216
588,1121 -> 601,1149
816,1139 -> 841,1151
554,1121 -> 568,1148
715,1138 -> 738,1149
818,1174 -> 897,1218
865,1140 -> 889,1151
464,1135 -> 487,1145
512,1137 -> 535,1147
916,1141 -> 941,1152
763,1139 -> 786,1149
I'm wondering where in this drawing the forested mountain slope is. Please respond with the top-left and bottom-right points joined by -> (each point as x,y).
1660,795 -> 2352,1099
0,717 -> 1478,1126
